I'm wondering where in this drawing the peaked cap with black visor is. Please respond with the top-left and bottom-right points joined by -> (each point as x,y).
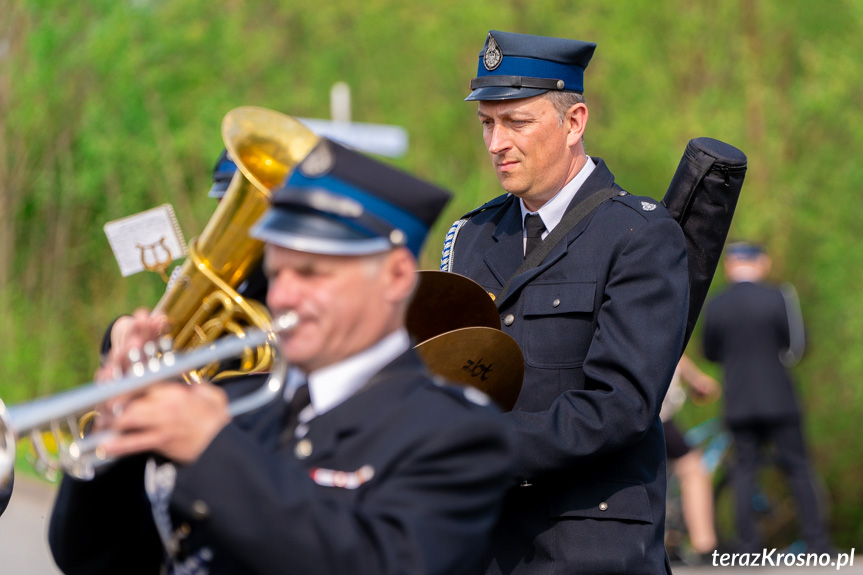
725,241 -> 766,260
251,139 -> 451,257
466,30 -> 597,101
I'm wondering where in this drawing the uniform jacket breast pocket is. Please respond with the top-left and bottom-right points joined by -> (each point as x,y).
548,480 -> 653,523
522,281 -> 596,368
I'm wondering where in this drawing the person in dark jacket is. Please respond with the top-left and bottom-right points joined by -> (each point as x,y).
441,30 -> 689,574
703,241 -> 832,554
49,138 -> 515,575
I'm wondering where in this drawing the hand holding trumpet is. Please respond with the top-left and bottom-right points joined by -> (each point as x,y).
94,309 -> 232,465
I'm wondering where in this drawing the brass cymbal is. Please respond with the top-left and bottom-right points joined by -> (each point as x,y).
414,326 -> 523,412
406,271 -> 500,345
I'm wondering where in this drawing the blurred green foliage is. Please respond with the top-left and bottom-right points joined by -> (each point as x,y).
1,0 -> 861,547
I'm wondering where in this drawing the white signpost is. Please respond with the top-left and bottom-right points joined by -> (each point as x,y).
298,82 -> 409,158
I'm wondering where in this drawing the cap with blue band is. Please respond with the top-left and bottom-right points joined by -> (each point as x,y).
466,30 -> 597,101
725,241 -> 766,260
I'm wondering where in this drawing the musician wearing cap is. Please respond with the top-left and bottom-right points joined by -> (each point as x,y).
441,31 -> 689,573
49,139 -> 515,575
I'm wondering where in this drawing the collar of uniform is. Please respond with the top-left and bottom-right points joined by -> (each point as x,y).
294,328 -> 411,417
519,155 -> 596,237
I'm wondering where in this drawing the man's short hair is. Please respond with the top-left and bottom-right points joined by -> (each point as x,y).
544,91 -> 586,124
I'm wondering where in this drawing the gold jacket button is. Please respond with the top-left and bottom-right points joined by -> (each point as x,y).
599,502 -> 608,511
503,314 -> 515,326
191,500 -> 210,520
295,438 -> 313,459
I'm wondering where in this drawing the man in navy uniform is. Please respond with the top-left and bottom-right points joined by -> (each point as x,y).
49,138 -> 515,575
441,31 -> 689,574
702,241 -> 832,555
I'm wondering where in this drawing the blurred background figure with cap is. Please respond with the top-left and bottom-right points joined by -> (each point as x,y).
206,147 -> 269,303
441,30 -> 689,574
702,241 -> 833,555
207,148 -> 237,200
48,138 -> 515,575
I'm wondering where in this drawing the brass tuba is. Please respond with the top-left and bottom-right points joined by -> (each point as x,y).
154,107 -> 319,378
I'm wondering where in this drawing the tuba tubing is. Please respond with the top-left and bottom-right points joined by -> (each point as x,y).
0,312 -> 298,484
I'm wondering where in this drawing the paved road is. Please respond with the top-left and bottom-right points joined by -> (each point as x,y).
0,475 -> 61,574
0,474 -> 859,575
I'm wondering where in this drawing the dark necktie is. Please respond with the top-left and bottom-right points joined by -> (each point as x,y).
524,213 -> 546,258
280,383 -> 311,445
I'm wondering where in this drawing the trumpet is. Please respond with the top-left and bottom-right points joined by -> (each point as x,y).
0,312 -> 298,485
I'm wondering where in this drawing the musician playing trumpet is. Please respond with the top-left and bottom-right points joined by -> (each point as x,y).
49,139 -> 515,575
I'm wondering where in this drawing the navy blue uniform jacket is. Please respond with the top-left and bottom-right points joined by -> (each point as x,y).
447,158 -> 688,574
702,280 -> 801,424
49,349 -> 515,575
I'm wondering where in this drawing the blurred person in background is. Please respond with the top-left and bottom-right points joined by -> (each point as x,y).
661,354 -> 720,563
702,241 -> 832,555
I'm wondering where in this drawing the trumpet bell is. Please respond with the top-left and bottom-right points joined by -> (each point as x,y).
0,401 -> 14,486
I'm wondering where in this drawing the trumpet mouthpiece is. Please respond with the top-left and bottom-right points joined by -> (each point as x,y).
273,311 -> 300,334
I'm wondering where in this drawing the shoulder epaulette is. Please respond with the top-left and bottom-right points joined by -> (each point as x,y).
441,193 -> 511,272
459,193 -> 511,219
611,192 -> 671,220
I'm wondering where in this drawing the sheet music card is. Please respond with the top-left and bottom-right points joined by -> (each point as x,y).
104,204 -> 187,277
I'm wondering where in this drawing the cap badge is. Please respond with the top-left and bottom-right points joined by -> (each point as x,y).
299,140 -> 335,178
641,201 -> 657,212
483,33 -> 503,71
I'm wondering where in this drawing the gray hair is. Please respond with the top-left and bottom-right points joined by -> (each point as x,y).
544,91 -> 587,124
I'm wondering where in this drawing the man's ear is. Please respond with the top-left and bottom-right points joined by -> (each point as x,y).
382,247 -> 418,304
566,103 -> 588,148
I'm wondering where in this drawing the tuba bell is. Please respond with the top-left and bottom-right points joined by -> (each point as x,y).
154,107 -> 320,378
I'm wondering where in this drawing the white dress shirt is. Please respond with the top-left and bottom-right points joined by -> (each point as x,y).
520,156 -> 596,247
285,328 -> 412,431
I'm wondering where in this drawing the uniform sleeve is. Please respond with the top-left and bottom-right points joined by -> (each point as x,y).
48,456 -> 164,574
170,412 -> 514,575
504,216 -> 688,478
